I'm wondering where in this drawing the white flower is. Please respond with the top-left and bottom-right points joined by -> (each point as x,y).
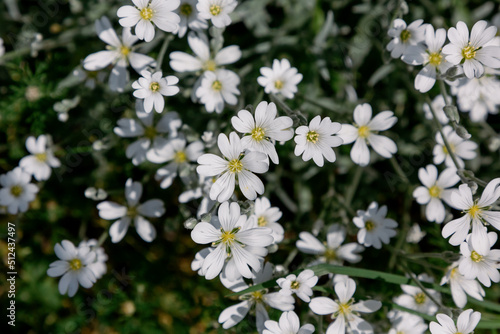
277,269 -> 318,302
393,274 -> 441,315
247,196 -> 285,244
197,0 -> 237,28
132,70 -> 179,113
73,67 -> 107,89
388,310 -> 428,334
83,17 -> 156,92
232,101 -> 294,164
114,109 -> 182,165
170,32 -> 241,73
386,19 -> 426,59
219,262 -> 295,332
402,26 -> 453,93
149,138 -> 204,188
78,239 -> 108,280
458,232 -> 500,287
440,261 -> 484,308
174,0 -> 208,37
257,59 -> 303,99
294,116 -> 343,167
406,223 -> 427,244
117,0 -> 180,42
19,135 -> 61,181
338,103 -> 397,167
296,224 -> 364,265
263,311 -> 315,334
413,165 -> 460,224
97,179 -> 166,243
309,278 -> 381,334
433,126 -> 477,169
178,174 -> 216,218
442,20 -> 500,79
429,309 -> 481,334
353,202 -> 398,249
0,167 -> 39,215
196,69 -> 240,113
191,201 -> 274,280
47,240 -> 97,297
423,95 -> 448,124
442,178 -> 500,249
196,132 -> 269,202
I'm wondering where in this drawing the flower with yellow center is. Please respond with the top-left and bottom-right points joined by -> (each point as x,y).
174,151 -> 187,164
470,250 -> 482,263
251,127 -> 265,142
143,126 -> 157,140
227,158 -> 243,173
257,216 -> 267,227
140,7 -> 154,20
274,80 -> 284,89
10,185 -> 23,197
461,44 -> 477,60
211,80 -> 222,91
36,152 -> 47,162
400,29 -> 411,42
357,125 -> 370,139
209,4 -> 221,16
180,3 -> 193,16
69,258 -> 83,270
203,59 -> 217,72
306,131 -> 319,143
428,184 -> 442,198
364,220 -> 376,231
428,52 -> 443,66
413,292 -> 426,305
149,82 -> 160,92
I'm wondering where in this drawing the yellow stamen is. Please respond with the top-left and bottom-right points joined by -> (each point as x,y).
69,259 -> 82,270
274,80 -> 284,89
174,151 -> 187,163
10,185 -> 23,197
290,281 -> 300,289
127,207 -> 138,217
462,44 -> 477,60
306,131 -> 319,143
324,248 -> 337,261
466,204 -> 481,219
149,82 -> 160,92
203,60 -> 217,72
400,29 -> 411,42
428,52 -> 443,66
140,7 -> 154,20
358,125 -> 370,138
365,220 -> 375,231
257,216 -> 267,227
470,250 -> 483,263
211,80 -> 222,91
180,3 -> 192,16
414,292 -> 426,304
36,152 -> 47,162
220,230 -> 236,244
227,159 -> 243,173
428,185 -> 441,198
144,126 -> 157,140
251,127 -> 265,142
209,5 -> 221,16
120,46 -> 131,56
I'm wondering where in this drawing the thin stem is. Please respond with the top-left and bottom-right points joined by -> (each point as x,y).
270,94 -> 308,126
155,35 -> 174,72
97,231 -> 108,247
345,166 -> 363,207
389,156 -> 409,184
299,93 -> 338,113
438,79 -> 452,106
388,194 -> 411,269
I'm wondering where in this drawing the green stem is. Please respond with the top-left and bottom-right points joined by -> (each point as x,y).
389,156 -> 409,184
270,94 -> 308,126
155,35 -> 174,72
344,166 -> 363,207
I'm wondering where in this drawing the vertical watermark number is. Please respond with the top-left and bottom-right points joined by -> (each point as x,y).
6,222 -> 16,327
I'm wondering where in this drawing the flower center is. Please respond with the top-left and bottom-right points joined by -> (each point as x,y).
149,82 -> 160,92
442,143 -> 455,155
120,46 -> 131,56
365,220 -> 376,231
324,248 -> 337,261
358,125 -> 370,138
414,292 -> 426,304
274,80 -> 284,89
428,52 -> 442,66
140,7 -> 154,20
400,29 -> 411,42
466,204 -> 481,219
144,126 -> 157,139
180,3 -> 192,16
36,152 -> 47,162
428,185 -> 441,198
127,206 -> 138,218
461,44 -> 476,60
290,281 -> 300,289
209,4 -> 221,16
450,268 -> 459,278
227,159 -> 243,173
257,216 -> 267,227
251,290 -> 263,302
10,185 -> 23,197
220,230 -> 236,244
69,258 -> 82,270
306,131 -> 319,143
203,60 -> 216,72
470,250 -> 483,263
211,80 -> 222,91
174,151 -> 187,163
251,127 -> 266,142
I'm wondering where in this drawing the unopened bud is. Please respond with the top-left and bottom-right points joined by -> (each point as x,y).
183,217 -> 198,229
200,213 -> 211,223
443,105 -> 459,123
455,125 -> 471,139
